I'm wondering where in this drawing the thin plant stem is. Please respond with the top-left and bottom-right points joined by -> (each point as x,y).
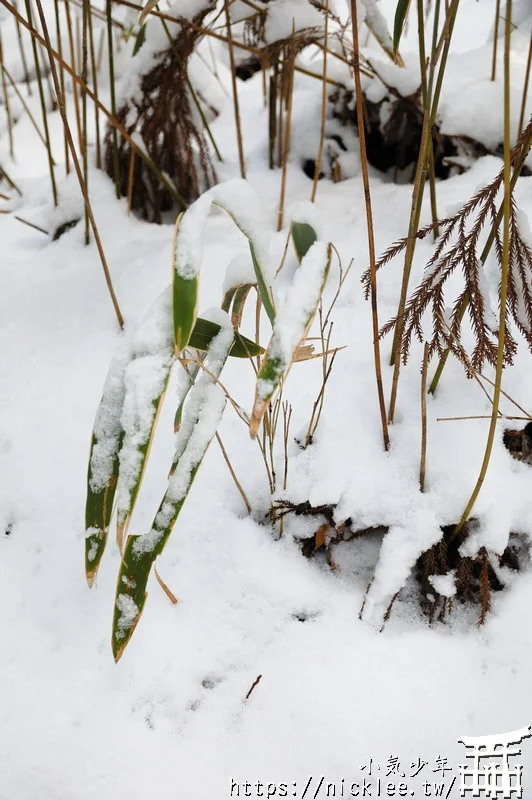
311,0 -> 328,203
82,0 -> 90,244
268,63 -> 277,170
87,0 -> 102,168
428,125 -> 532,394
427,0 -> 441,100
127,147 -> 136,213
453,0 -> 512,539
0,29 -> 14,157
491,0 -> 501,81
518,32 -> 531,136
215,433 -> 251,514
224,1 -> 246,178
33,0 -> 124,329
277,34 -> 296,231
159,16 -> 223,162
13,0 -> 32,94
388,0 -> 460,423
53,0 -> 70,173
64,0 -> 83,151
24,0 -> 58,205
416,0 -> 439,237
1,63 -> 50,150
0,164 -> 22,195
14,215 -> 48,234
420,342 -> 429,491
4,0 -> 187,208
106,0 -> 121,197
350,0 -> 390,450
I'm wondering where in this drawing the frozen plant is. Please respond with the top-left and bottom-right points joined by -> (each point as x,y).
84,178 -> 332,660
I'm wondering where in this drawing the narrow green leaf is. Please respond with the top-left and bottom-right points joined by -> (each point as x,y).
172,212 -> 200,353
112,317 -> 234,660
85,343 -> 130,586
115,290 -> 175,547
292,222 -> 318,263
211,180 -> 276,322
132,24 -> 146,56
393,0 -> 412,53
250,242 -> 332,437
189,316 -> 263,357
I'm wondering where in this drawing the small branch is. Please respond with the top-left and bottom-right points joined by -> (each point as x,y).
350,0 -> 389,451
244,674 -> 262,702
420,342 -> 429,492
215,433 -> 252,515
225,1 -> 246,179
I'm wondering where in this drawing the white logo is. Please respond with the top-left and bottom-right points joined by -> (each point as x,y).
458,726 -> 532,798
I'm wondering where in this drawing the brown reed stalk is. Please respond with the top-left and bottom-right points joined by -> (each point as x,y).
0,28 -> 14,158
33,0 -> 124,329
5,0 -> 186,208
106,0 -> 120,197
82,0 -> 89,244
224,0 -> 246,178
453,0 -> 513,538
311,0 -> 328,202
518,32 -> 531,136
387,0 -> 460,423
277,34 -> 296,231
64,0 -> 83,151
350,0 -> 389,450
53,0 -> 70,173
13,0 -> 32,94
87,0 -> 101,168
1,63 -> 50,150
24,0 -> 57,205
491,0 -> 501,81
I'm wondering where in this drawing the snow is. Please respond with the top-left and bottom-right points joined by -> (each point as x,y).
116,288 -> 174,528
428,571 -> 457,598
2,0 -> 532,797
257,240 -> 331,402
264,0 -> 324,45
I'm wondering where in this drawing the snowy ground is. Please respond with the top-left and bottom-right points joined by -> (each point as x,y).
1,1 -> 532,797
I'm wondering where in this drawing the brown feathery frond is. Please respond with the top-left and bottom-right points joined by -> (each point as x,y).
362,119 -> 532,377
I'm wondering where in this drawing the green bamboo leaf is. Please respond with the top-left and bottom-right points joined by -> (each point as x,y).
172,210 -> 202,353
115,290 -> 175,548
189,316 -> 263,357
132,24 -> 146,56
211,180 -> 276,322
112,315 -> 234,661
292,222 -> 318,263
85,342 -> 130,586
392,0 -> 412,53
250,242 -> 332,438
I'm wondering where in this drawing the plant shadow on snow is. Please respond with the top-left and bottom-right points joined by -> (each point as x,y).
272,498 -> 530,629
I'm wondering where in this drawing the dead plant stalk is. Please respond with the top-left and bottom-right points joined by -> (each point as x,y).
350,0 -> 389,451
453,0 -> 513,538
32,0 -> 124,329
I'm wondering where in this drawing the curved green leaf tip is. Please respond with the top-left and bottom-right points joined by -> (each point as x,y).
292,222 -> 318,263
393,0 -> 411,53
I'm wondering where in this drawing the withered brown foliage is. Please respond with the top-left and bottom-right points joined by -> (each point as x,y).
361,119 -> 532,375
104,3 -> 217,222
274,500 -> 523,626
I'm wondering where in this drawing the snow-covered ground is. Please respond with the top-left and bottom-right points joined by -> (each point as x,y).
1,1 -> 532,797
